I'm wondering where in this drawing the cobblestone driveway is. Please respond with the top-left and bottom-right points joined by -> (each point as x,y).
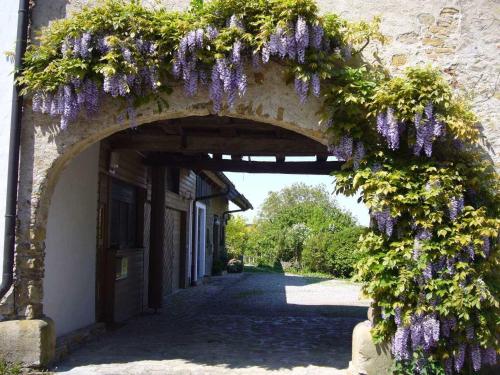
54,272 -> 369,375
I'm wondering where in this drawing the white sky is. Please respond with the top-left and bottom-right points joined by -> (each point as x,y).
225,157 -> 369,226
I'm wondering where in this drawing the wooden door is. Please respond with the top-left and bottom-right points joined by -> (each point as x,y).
164,208 -> 182,294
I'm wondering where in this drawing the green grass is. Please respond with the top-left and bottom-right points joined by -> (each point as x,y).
244,263 -> 356,283
0,360 -> 21,375
284,268 -> 335,279
243,264 -> 283,274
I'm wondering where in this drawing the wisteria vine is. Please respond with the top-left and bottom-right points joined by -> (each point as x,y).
18,1 -> 499,374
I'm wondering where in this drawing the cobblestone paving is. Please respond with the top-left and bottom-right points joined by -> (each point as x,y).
53,272 -> 369,375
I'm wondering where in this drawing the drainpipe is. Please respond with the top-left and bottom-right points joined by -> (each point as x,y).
222,208 -> 248,222
1,0 -> 30,299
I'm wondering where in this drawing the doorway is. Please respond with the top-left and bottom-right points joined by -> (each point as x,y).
194,202 -> 207,281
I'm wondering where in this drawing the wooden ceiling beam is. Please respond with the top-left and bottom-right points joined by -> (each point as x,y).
145,154 -> 341,175
109,134 -> 329,156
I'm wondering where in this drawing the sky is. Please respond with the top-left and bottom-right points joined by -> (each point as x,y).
225,157 -> 370,226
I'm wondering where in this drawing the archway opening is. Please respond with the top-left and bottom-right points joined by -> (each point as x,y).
43,114 -> 369,373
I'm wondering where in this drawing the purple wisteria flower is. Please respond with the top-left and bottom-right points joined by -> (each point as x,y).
422,315 -> 440,350
376,108 -> 400,150
353,141 -> 365,170
372,209 -> 396,237
394,307 -> 403,326
455,344 -> 466,373
310,24 -> 324,49
311,73 -> 320,97
261,42 -> 271,63
423,263 -> 433,281
294,76 -> 309,103
465,244 -> 475,261
471,344 -> 482,372
97,36 -> 110,54
410,314 -> 424,350
392,326 -> 411,360
209,65 -> 223,112
414,103 -> 445,157
122,47 -> 133,63
466,325 -> 475,340
205,25 -> 219,41
295,16 -> 309,63
449,195 -> 464,221
441,316 -> 457,338
228,14 -> 244,30
482,237 -> 490,258
103,74 -> 129,97
482,348 -> 497,366
328,136 -> 353,161
444,358 -> 453,375
80,32 -> 92,59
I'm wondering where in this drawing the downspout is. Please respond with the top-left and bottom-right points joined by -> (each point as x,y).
1,0 -> 30,299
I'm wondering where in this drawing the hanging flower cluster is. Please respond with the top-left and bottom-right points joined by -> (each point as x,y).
30,32 -> 160,128
21,2 -> 349,129
339,160 -> 499,374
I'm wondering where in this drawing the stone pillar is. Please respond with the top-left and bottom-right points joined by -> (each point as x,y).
0,318 -> 56,367
347,306 -> 393,375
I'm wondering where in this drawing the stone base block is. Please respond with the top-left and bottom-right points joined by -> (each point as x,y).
347,320 -> 393,375
0,318 -> 55,368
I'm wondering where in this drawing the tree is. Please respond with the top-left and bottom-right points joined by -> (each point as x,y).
225,215 -> 250,259
248,183 -> 363,275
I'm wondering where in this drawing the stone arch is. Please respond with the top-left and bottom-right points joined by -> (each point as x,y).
14,63 -> 329,318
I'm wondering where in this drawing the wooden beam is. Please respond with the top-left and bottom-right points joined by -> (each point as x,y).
110,134 -> 329,156
146,154 -> 342,175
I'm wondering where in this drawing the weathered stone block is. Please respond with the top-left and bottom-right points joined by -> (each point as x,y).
0,318 -> 55,368
391,54 -> 408,67
422,37 -> 444,47
347,320 -> 393,375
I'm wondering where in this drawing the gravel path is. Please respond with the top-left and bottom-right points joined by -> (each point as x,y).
53,272 -> 369,375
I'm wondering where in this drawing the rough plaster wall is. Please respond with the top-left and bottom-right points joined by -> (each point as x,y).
43,143 -> 99,336
31,0 -> 499,164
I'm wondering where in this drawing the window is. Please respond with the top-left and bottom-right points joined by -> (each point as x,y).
110,179 -> 138,249
115,256 -> 128,280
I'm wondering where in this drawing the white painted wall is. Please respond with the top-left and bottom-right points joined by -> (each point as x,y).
0,1 -> 19,287
43,144 -> 99,336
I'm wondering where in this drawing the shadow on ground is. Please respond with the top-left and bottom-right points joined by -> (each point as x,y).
54,272 -> 369,374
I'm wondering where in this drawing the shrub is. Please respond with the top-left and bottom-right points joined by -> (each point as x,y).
302,226 -> 365,278
212,258 -> 226,275
227,258 -> 244,273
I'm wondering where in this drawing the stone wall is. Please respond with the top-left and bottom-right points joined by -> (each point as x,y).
3,0 -> 498,320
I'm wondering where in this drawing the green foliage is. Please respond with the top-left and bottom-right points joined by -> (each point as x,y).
391,349 -> 446,375
225,215 -> 251,259
302,225 -> 366,278
245,183 -> 363,278
0,360 -> 21,375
